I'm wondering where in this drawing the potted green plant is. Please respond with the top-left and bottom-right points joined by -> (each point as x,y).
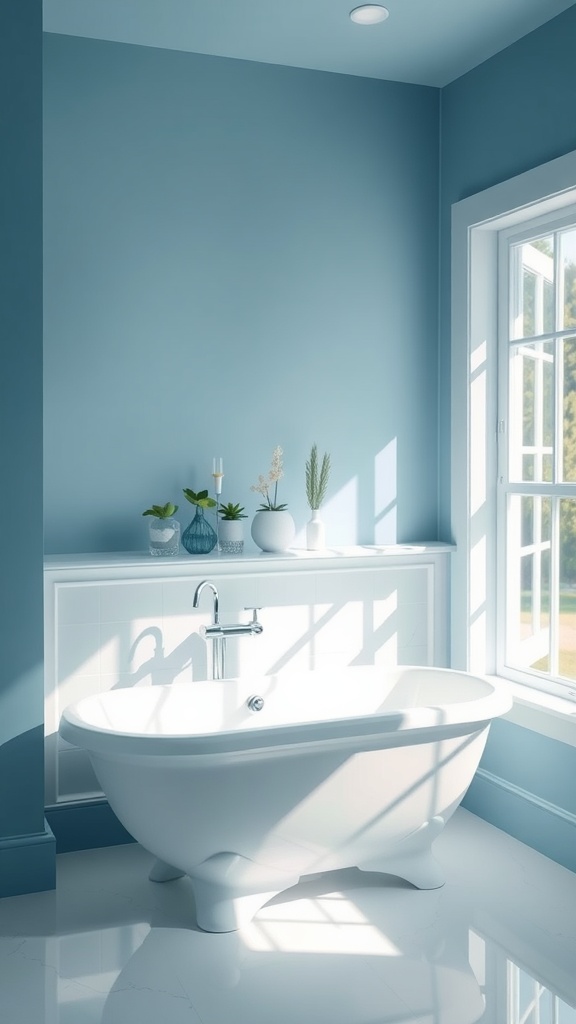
181,488 -> 218,555
305,443 -> 331,550
142,501 -> 180,556
217,502 -> 248,555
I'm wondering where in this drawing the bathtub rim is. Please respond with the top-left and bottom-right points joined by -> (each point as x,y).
59,666 -> 512,760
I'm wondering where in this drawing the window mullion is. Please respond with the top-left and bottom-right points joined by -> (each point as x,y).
533,495 -> 542,636
550,496 -> 560,678
554,227 -> 564,488
551,235 -> 562,681
534,344 -> 544,484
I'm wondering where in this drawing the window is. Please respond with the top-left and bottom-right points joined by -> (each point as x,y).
498,212 -> 576,700
451,148 -> 576,714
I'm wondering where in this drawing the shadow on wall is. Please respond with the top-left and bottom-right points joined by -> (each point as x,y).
49,594 -> 403,703
119,627 -> 207,687
0,725 -> 45,837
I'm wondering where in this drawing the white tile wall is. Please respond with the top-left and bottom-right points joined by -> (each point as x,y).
56,584 -> 100,625
44,551 -> 450,804
99,581 -> 164,623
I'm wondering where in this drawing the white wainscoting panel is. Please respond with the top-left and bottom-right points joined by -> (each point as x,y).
44,545 -> 453,805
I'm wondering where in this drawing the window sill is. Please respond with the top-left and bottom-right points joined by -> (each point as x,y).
485,676 -> 576,748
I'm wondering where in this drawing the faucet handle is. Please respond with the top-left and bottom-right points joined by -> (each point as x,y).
244,607 -> 262,623
244,607 -> 264,635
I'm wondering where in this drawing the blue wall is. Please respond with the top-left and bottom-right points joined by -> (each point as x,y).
0,0 -> 56,896
43,35 -> 440,554
439,5 -> 576,538
440,7 -> 576,871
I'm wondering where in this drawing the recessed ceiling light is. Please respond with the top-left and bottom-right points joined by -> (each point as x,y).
349,5 -> 389,25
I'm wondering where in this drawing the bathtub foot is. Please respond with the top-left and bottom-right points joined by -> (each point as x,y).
194,886 -> 280,933
188,852 -> 299,933
376,851 -> 445,890
360,816 -> 446,890
148,858 -> 187,883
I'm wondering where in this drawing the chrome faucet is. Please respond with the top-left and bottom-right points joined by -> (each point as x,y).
192,579 -> 263,680
193,579 -> 220,623
193,580 -> 223,679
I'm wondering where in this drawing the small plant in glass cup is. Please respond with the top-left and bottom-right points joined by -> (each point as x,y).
142,501 -> 180,556
217,502 -> 248,554
142,501 -> 179,520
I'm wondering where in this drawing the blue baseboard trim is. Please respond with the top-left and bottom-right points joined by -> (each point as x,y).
463,768 -> 576,874
46,798 -> 137,854
0,819 -> 56,897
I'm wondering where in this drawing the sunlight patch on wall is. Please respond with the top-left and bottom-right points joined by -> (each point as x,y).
469,535 -> 488,673
470,339 -> 487,376
324,476 -> 358,542
373,591 -> 399,665
375,440 -> 397,544
470,536 -> 487,617
470,351 -> 487,518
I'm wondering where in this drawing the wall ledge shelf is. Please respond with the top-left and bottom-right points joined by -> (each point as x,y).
44,542 -> 455,578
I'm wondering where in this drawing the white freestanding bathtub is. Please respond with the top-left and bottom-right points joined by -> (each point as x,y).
60,666 -> 512,932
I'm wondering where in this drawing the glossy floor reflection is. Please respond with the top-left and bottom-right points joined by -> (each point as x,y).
1,809 -> 575,1023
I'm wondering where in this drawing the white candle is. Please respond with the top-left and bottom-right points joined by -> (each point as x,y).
212,457 -> 224,494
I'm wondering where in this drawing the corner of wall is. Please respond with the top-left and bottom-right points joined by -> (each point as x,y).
0,820 -> 56,898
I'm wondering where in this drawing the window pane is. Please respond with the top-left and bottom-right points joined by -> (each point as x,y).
509,343 -> 554,482
522,496 -> 534,546
563,336 -> 576,482
519,553 -> 550,672
522,269 -> 536,337
561,227 -> 576,330
515,238 -> 555,339
510,496 -> 551,673
559,499 -> 576,681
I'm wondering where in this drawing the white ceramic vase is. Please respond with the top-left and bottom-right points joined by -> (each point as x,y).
251,510 -> 296,553
218,519 -> 244,555
306,509 -> 325,550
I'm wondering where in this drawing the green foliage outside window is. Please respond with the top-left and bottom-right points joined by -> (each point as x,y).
520,242 -> 576,588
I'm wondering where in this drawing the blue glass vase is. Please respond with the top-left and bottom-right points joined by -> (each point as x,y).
182,506 -> 217,555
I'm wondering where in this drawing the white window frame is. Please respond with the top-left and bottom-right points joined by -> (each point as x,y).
498,209 -> 576,696
451,148 -> 576,746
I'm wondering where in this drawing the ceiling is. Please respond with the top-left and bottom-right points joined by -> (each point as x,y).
43,0 -> 576,88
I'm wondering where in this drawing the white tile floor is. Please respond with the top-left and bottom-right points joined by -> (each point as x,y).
0,809 -> 575,1023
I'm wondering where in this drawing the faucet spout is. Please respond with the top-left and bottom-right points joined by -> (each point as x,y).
193,580 -> 219,624
193,580 -> 223,680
